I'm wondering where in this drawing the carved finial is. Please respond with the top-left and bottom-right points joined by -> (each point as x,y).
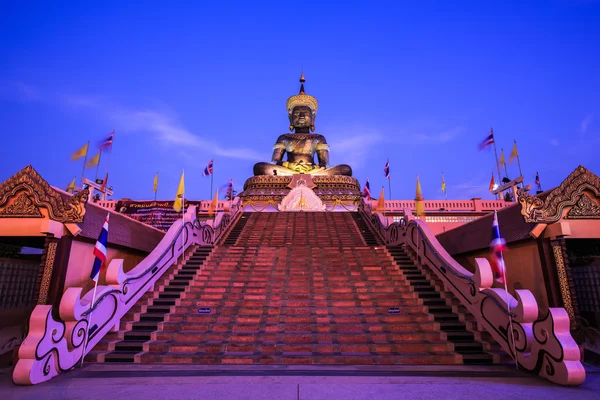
300,70 -> 305,83
299,83 -> 305,94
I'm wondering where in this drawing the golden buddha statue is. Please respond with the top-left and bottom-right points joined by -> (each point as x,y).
253,74 -> 352,177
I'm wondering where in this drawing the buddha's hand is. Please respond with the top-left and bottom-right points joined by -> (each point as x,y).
308,166 -> 326,174
284,161 -> 313,173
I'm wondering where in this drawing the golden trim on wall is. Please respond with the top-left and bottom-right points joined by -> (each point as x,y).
37,240 -> 57,305
0,165 -> 89,223
552,245 -> 575,322
517,165 -> 600,223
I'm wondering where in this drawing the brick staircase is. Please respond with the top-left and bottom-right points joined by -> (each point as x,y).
89,246 -> 213,362
386,246 -> 505,364
91,211 -> 504,366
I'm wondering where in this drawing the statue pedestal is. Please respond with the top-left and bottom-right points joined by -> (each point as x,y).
239,174 -> 362,212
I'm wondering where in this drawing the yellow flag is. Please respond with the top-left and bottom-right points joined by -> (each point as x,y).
509,141 -> 518,163
71,143 -> 89,161
376,186 -> 385,211
441,172 -> 446,192
153,173 -> 159,193
208,189 -> 219,216
85,152 -> 100,168
66,177 -> 76,192
499,149 -> 505,165
415,175 -> 425,216
173,170 -> 185,212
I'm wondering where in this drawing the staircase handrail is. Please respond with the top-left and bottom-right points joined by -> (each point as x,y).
12,205 -> 214,385
357,199 -> 387,244
362,207 -> 585,386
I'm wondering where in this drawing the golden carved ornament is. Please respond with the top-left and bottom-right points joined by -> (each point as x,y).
286,86 -> 318,114
0,165 -> 89,223
566,194 -> 600,219
552,245 -> 575,322
243,175 -> 361,192
0,192 -> 42,217
517,165 -> 600,223
37,240 -> 57,305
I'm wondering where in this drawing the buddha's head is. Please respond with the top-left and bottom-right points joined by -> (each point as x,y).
286,74 -> 318,132
290,106 -> 314,130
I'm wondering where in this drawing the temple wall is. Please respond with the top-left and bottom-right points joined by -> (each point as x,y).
63,239 -> 147,292
563,219 -> 600,239
451,240 -> 550,315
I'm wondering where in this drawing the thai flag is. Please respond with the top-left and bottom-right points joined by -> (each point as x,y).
479,129 -> 494,151
202,160 -> 213,176
90,214 -> 109,282
489,210 -> 507,284
98,131 -> 114,150
362,178 -> 371,199
384,160 -> 390,179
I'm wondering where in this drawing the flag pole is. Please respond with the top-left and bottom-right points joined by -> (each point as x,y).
501,148 -> 510,180
104,129 -> 114,181
80,280 -> 99,368
491,128 -> 502,200
95,152 -> 102,181
387,158 -> 392,200
442,172 -> 448,200
502,266 -> 519,371
210,161 -> 214,200
514,139 -> 524,185
182,169 -> 185,255
496,211 -> 519,371
80,141 -> 90,188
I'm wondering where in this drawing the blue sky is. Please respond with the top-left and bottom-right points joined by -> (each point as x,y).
1,0 -> 599,201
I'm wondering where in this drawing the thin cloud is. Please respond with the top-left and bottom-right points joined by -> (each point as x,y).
65,96 -> 263,161
581,114 -> 593,136
550,138 -> 559,147
325,125 -> 385,169
413,126 -> 465,144
0,81 -> 41,102
454,172 -> 496,198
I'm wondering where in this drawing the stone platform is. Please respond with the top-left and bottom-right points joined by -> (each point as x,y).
239,174 -> 362,212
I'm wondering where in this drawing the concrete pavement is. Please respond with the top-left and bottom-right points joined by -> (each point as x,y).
2,364 -> 599,400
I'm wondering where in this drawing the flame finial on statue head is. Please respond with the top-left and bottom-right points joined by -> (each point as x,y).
286,73 -> 318,119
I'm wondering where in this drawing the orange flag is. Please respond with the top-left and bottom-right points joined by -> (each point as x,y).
489,173 -> 495,192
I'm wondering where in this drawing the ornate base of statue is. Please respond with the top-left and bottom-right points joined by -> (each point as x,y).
239,174 -> 362,212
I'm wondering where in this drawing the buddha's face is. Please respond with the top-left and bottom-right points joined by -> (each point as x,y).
290,106 -> 314,128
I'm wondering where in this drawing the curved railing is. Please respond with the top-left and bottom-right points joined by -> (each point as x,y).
358,201 -> 586,386
13,203 -> 241,385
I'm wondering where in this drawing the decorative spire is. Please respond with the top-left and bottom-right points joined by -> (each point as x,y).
299,71 -> 306,93
286,72 -> 318,114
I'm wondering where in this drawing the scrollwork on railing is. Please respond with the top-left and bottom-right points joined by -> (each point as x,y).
361,206 -> 586,386
13,205 -> 206,385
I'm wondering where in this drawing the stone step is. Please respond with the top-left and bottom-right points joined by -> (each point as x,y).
140,313 -> 167,322
461,353 -> 495,365
104,352 -> 138,363
159,320 -> 439,333
124,331 -> 153,341
180,292 -> 419,301
155,330 -> 446,343
136,352 -> 461,365
114,341 -> 146,352
145,340 -> 453,354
